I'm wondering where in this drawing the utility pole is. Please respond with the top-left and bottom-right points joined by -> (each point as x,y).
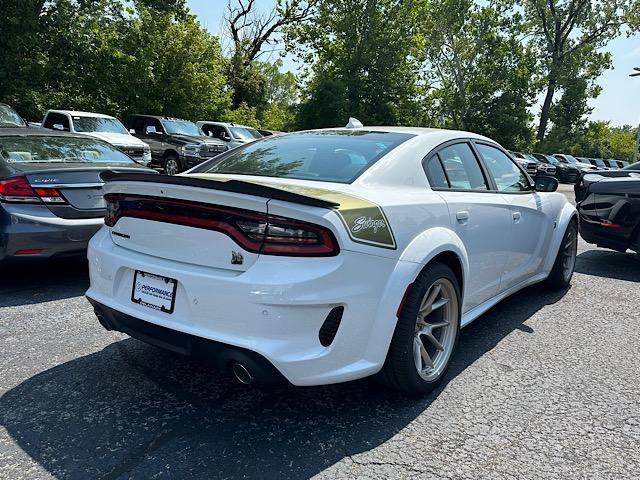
631,67 -> 640,164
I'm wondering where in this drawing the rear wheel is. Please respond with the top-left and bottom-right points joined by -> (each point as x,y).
163,155 -> 181,176
546,220 -> 578,289
379,263 -> 461,395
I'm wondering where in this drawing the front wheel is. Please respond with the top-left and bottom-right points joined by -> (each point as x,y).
163,155 -> 181,176
378,263 -> 461,395
546,220 -> 578,290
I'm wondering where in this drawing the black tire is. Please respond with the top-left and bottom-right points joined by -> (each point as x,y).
163,155 -> 181,176
378,263 -> 461,395
546,220 -> 578,290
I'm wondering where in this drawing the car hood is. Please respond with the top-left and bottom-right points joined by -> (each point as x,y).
170,134 -> 225,146
79,131 -> 148,148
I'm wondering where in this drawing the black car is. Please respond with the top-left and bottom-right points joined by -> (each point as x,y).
0,129 -> 154,263
532,153 -> 580,183
124,115 -> 228,175
575,170 -> 640,257
0,103 -> 27,128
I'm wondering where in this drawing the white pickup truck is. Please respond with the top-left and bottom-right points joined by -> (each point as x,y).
42,110 -> 151,165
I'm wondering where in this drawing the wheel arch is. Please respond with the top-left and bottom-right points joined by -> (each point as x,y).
163,149 -> 180,160
543,202 -> 578,273
363,227 -> 469,371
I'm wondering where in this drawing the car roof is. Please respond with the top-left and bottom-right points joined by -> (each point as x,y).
303,126 -> 496,143
47,110 -> 116,119
0,128 -> 102,139
128,114 -> 190,121
198,121 -> 255,129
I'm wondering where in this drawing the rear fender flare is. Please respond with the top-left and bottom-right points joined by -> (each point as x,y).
363,227 -> 469,369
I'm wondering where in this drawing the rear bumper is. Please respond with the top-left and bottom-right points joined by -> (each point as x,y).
0,203 -> 103,261
85,227 -> 407,386
88,298 -> 286,383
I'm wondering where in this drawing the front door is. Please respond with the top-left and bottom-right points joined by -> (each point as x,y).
475,143 -> 552,289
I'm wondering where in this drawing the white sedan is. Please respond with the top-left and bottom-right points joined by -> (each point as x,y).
86,123 -> 577,394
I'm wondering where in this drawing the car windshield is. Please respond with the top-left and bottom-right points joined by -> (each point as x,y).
73,116 -> 128,134
0,135 -> 135,164
594,159 -> 606,167
191,130 -> 414,183
0,105 -> 26,127
230,127 -> 262,141
624,163 -> 640,170
162,120 -> 201,136
545,155 -> 559,165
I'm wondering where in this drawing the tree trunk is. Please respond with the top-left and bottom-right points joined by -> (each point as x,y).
537,74 -> 557,144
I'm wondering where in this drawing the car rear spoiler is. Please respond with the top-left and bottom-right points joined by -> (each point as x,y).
100,171 -> 340,210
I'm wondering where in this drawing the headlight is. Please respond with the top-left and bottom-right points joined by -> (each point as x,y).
181,144 -> 200,157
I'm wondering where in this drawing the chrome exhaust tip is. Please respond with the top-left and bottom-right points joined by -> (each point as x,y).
231,362 -> 254,385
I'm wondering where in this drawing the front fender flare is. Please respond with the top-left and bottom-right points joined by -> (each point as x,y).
543,202 -> 578,273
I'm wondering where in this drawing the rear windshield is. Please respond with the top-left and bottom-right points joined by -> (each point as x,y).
191,130 -> 414,183
0,135 -> 135,164
0,105 -> 26,128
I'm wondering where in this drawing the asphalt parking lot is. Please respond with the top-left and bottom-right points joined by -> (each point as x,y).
1,185 -> 639,480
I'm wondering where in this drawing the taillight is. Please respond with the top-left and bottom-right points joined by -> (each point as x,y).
104,194 -> 340,257
0,176 -> 66,204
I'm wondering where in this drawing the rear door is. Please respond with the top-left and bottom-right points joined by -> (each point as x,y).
423,141 -> 512,312
474,142 -> 552,289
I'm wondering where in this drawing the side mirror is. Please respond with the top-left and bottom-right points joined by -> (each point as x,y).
53,124 -> 64,131
145,125 -> 157,135
534,175 -> 559,192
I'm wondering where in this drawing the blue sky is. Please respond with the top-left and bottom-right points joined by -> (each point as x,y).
187,0 -> 640,127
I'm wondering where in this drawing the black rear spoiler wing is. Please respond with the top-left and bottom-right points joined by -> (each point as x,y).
100,172 -> 340,210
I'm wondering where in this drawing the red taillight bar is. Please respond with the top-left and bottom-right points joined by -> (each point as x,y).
0,176 -> 66,204
104,194 -> 340,257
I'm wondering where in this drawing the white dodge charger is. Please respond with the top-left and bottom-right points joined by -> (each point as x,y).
86,123 -> 577,394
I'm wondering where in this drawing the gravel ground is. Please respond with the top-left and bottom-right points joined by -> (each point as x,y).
1,186 -> 639,480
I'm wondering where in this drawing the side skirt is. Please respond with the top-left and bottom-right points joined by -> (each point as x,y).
460,272 -> 548,328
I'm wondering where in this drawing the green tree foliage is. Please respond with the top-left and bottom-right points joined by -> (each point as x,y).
0,0 -> 230,121
420,0 -> 538,150
287,0 -> 425,129
524,0 -> 631,143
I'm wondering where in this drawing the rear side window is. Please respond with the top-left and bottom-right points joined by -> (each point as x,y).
425,155 -> 449,188
437,143 -> 488,190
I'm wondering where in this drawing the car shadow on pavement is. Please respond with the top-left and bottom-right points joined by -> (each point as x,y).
0,257 -> 89,307
1,285 -> 567,480
575,249 -> 640,283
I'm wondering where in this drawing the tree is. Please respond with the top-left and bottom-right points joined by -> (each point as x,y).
287,0 -> 425,129
524,0 -> 631,143
420,0 -> 539,150
225,0 -> 318,109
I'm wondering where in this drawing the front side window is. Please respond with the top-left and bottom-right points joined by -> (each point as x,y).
0,105 -> 25,127
0,136 -> 135,164
437,143 -> 488,190
161,120 -> 201,136
191,131 -> 414,184
73,116 -> 128,134
476,143 -> 531,193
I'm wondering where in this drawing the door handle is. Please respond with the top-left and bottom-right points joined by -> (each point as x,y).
512,211 -> 522,222
456,211 -> 470,223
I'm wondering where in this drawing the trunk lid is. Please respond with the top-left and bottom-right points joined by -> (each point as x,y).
100,172 -> 340,271
16,163 -> 154,218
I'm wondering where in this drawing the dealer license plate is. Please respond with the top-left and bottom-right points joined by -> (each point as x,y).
131,270 -> 177,314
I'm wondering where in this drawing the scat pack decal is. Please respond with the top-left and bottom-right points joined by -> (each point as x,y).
187,176 -> 396,249
247,183 -> 396,250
